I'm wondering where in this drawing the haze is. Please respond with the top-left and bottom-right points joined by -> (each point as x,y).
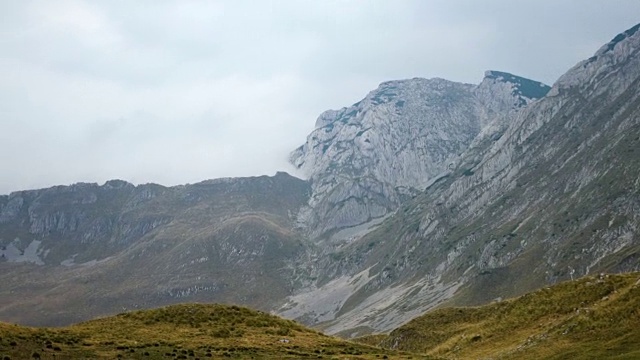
1,0 -> 639,194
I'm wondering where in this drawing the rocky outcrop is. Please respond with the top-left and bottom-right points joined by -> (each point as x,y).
291,73 -> 549,239
0,194 -> 24,223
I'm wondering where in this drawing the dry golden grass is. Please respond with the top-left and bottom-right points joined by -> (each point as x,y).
4,273 -> 640,359
357,272 -> 640,359
0,303 -> 425,359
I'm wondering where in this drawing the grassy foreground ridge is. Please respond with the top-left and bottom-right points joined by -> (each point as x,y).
0,303 -> 415,359
357,272 -> 640,359
2,273 -> 640,359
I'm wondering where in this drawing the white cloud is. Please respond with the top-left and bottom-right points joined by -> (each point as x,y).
1,0 -> 639,193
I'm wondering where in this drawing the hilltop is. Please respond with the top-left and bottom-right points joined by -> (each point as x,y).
0,303 -> 416,359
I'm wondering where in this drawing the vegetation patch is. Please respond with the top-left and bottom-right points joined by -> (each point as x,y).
0,303 -> 418,359
356,273 -> 640,359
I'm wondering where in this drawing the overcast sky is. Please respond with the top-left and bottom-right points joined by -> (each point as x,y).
1,1 -> 639,194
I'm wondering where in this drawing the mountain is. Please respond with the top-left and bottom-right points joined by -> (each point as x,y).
358,272 -> 640,359
0,72 -> 551,329
0,303 -> 411,359
1,23 -> 639,343
291,72 -> 550,239
0,172 -> 312,326
279,23 -> 640,335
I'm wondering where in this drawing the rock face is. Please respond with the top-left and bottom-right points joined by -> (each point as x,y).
291,73 -> 550,238
279,23 -> 640,335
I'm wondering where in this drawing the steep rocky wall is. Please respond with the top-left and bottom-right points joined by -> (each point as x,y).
292,74 -> 549,239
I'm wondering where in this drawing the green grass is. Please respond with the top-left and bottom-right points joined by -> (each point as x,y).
357,273 -> 640,359
0,303 -> 422,359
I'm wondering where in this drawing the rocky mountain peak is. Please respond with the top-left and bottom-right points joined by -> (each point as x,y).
103,179 -> 135,190
311,78 -> 470,131
601,22 -> 640,54
291,72 -> 548,238
472,71 -> 550,142
482,70 -> 551,101
551,22 -> 640,96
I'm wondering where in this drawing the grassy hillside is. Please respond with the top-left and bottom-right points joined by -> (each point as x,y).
2,276 -> 640,359
0,303 -> 420,359
357,273 -> 640,359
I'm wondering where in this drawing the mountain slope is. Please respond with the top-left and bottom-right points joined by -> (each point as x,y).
281,23 -> 640,335
358,272 -> 640,359
0,172 -> 312,326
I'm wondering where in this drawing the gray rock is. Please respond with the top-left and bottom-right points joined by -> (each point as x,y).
292,73 -> 549,239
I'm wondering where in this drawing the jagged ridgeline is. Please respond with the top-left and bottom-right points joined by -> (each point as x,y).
0,21 -> 639,347
0,173 -> 312,326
